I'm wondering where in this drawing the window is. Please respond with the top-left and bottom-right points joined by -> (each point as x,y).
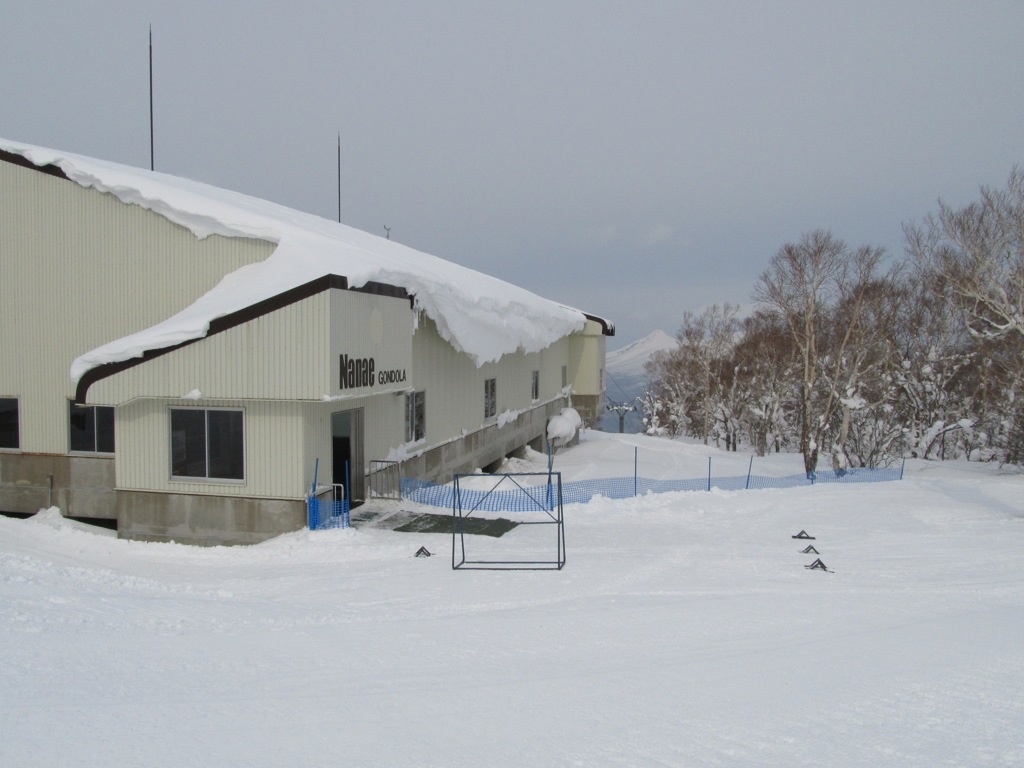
0,398 -> 18,450
561,365 -> 568,389
405,390 -> 425,442
69,403 -> 115,453
484,378 -> 497,419
531,370 -> 539,401
170,408 -> 244,481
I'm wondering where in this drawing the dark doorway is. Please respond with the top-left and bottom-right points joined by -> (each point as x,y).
331,409 -> 365,505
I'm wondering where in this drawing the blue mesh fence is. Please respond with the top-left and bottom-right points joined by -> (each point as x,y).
404,477 -> 557,513
402,462 -> 903,510
307,496 -> 350,530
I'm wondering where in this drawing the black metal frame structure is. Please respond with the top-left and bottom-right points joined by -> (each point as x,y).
452,472 -> 565,570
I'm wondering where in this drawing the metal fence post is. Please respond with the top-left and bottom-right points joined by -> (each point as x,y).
634,446 -> 638,497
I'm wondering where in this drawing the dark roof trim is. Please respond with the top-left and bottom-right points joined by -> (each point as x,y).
0,148 -> 71,181
75,275 -> 411,403
584,313 -> 615,337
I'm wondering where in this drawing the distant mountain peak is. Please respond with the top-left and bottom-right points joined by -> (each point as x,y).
607,329 -> 678,375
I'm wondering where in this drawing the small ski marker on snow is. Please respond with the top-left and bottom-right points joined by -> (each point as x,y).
800,544 -> 819,555
415,546 -> 433,557
792,530 -> 816,540
804,558 -> 832,572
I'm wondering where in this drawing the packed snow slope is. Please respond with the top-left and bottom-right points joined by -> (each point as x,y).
1,137 -> 594,381
3,431 -> 1023,767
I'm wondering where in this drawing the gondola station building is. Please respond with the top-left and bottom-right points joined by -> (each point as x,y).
0,139 -> 612,545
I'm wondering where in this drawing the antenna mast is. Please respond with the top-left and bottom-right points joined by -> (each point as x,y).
337,133 -> 341,223
149,25 -> 154,171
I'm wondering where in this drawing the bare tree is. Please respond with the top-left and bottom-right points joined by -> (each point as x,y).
642,351 -> 693,437
905,167 -> 1024,464
732,310 -> 798,456
825,270 -> 904,469
905,167 -> 1024,342
754,230 -> 886,477
642,304 -> 739,443
676,304 -> 740,445
888,263 -> 976,459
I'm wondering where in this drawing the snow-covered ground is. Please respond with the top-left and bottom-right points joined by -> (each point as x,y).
3,431 -> 1023,767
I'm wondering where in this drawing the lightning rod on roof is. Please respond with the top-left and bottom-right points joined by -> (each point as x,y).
337,133 -> 341,223
149,25 -> 154,171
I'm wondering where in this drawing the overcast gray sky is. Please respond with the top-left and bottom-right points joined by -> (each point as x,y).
3,1 -> 1023,345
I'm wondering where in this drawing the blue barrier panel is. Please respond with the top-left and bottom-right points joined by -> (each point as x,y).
307,496 -> 350,530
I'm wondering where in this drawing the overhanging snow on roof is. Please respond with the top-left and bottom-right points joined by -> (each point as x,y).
1,138 -> 612,385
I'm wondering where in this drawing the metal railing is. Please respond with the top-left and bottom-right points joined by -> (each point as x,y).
367,460 -> 402,500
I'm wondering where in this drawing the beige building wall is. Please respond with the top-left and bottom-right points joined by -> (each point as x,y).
115,393 -> 395,502
567,318 -> 608,422
85,288 -> 415,502
407,315 -> 572,452
328,290 -> 413,398
312,395 -> 404,480
115,398 -> 306,499
86,294 -> 333,405
0,159 -> 275,455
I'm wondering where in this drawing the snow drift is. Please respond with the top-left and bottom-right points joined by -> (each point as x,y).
547,407 -> 582,445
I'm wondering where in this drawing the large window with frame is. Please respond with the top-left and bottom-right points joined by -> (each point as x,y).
0,398 -> 18,450
170,408 -> 244,481
69,403 -> 115,453
405,390 -> 426,442
484,378 -> 497,419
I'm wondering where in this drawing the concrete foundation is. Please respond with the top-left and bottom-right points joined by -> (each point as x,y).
570,392 -> 605,425
117,490 -> 307,547
0,453 -> 117,519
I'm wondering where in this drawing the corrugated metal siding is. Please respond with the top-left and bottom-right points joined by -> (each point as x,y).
303,402 -> 333,491
87,293 -> 332,404
409,316 -> 571,451
88,288 -> 416,405
568,319 -> 608,395
0,161 -> 274,454
115,393 -> 416,501
329,290 -> 413,397
358,394 -> 405,470
298,396 -> 405,489
117,398 -> 309,499
303,396 -> 404,477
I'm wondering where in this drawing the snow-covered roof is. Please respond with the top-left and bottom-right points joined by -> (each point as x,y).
1,138 -> 610,384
